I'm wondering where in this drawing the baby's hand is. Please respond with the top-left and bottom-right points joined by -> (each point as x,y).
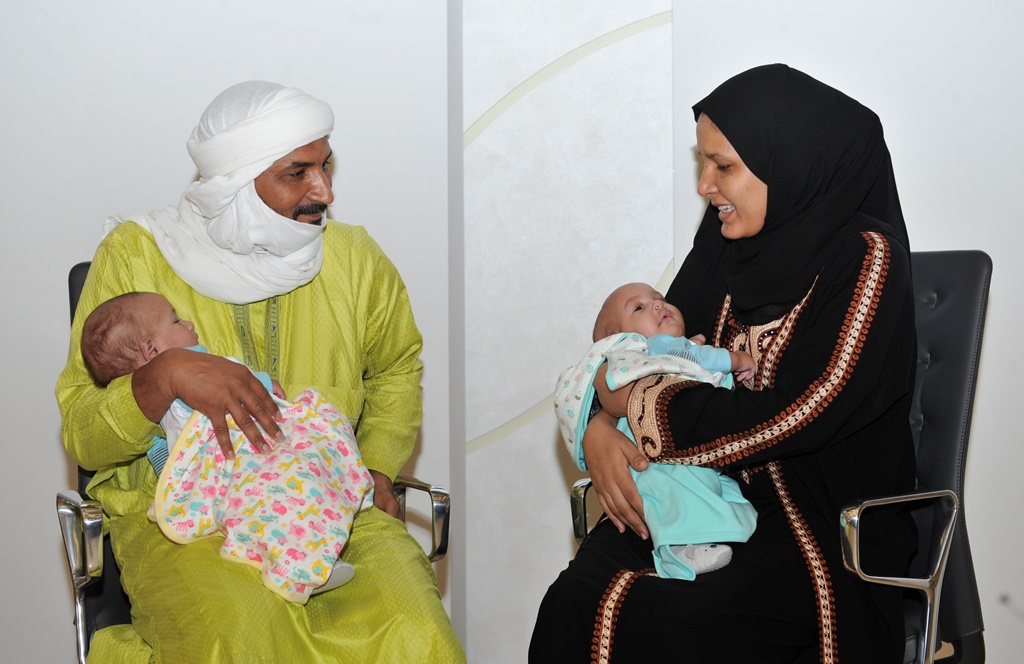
688,333 -> 706,346
271,379 -> 287,400
731,350 -> 756,383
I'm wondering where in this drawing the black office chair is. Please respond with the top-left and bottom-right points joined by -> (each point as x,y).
570,250 -> 990,664
56,261 -> 452,664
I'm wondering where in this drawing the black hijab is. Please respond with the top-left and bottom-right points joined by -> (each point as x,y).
673,64 -> 908,326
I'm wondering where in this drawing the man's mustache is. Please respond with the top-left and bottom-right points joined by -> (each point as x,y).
293,202 -> 328,221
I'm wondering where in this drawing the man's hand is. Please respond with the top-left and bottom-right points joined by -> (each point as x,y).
583,411 -> 649,539
132,348 -> 283,460
369,470 -> 402,519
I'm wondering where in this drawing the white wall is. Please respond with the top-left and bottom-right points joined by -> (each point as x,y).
0,2 -> 458,661
675,2 -> 1022,661
463,2 -> 673,662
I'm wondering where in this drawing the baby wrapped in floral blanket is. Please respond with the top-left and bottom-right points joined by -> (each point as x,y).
150,387 -> 373,603
81,292 -> 373,603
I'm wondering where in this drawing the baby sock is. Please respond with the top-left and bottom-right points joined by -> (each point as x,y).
311,561 -> 356,595
669,543 -> 732,575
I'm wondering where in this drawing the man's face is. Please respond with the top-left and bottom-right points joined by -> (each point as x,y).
254,137 -> 335,224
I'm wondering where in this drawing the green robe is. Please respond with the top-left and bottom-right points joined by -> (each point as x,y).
56,220 -> 464,663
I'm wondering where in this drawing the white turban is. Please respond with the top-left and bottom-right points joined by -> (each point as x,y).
106,81 -> 335,304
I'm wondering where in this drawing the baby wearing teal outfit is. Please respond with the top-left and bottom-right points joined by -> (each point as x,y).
555,283 -> 758,579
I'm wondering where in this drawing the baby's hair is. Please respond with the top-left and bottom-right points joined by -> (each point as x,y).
81,292 -> 154,386
592,294 -> 619,342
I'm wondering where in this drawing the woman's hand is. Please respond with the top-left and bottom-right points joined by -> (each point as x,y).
369,471 -> 402,519
593,363 -> 632,419
583,410 -> 649,539
132,348 -> 283,460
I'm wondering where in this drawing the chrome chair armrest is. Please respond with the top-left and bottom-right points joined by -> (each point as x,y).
570,478 -> 594,544
394,475 -> 450,563
56,489 -> 105,664
840,489 -> 958,664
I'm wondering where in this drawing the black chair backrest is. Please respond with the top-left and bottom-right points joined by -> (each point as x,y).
69,261 -> 90,325
68,260 -> 134,637
909,250 -> 990,650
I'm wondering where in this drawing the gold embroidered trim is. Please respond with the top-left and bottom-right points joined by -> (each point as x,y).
753,277 -> 814,390
768,462 -> 838,663
653,232 -> 889,467
232,296 -> 280,379
627,374 -> 700,461
591,569 -> 655,663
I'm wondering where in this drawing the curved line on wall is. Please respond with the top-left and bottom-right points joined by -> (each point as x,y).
466,394 -> 553,455
463,11 -> 672,148
466,260 -> 675,453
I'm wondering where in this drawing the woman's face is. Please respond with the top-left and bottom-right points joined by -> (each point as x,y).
695,114 -> 768,240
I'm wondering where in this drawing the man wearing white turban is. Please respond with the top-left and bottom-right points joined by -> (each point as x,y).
57,81 -> 465,663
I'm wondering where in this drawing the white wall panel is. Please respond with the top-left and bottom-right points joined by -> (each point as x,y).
464,3 -> 672,661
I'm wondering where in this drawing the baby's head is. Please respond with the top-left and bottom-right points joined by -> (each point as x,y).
81,292 -> 199,386
593,282 -> 685,342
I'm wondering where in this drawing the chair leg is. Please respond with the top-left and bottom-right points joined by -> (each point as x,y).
57,490 -> 104,664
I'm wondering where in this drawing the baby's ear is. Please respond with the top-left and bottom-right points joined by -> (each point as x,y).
139,337 -> 160,362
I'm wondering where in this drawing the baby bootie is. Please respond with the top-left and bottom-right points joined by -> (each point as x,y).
670,543 -> 732,574
311,561 -> 356,595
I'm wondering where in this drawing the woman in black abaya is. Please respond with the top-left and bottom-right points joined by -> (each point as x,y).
530,64 -> 917,663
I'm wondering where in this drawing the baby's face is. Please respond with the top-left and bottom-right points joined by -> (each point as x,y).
137,293 -> 200,352
611,283 -> 685,339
